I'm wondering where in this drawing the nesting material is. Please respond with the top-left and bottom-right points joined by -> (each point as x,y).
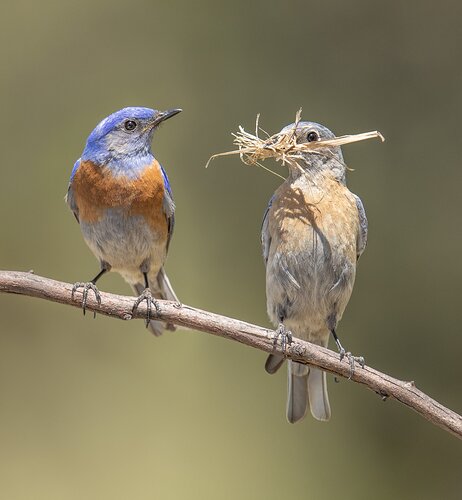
206,109 -> 384,173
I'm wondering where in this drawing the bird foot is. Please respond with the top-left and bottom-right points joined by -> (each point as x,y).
273,323 -> 293,353
132,288 -> 161,327
71,282 -> 101,318
339,348 -> 365,379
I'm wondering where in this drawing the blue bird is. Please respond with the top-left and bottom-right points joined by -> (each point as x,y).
66,106 -> 181,335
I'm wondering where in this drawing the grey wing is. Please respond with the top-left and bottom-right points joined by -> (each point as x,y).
261,196 -> 274,266
353,193 -> 368,260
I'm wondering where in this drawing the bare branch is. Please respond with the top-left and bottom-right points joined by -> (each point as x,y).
1,270 -> 461,439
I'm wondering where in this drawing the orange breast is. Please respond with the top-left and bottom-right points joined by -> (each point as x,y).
71,159 -> 168,233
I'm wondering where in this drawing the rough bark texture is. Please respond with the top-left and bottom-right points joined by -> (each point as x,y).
1,270 -> 461,439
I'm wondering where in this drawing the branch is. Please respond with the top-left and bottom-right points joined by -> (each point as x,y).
1,270 -> 461,439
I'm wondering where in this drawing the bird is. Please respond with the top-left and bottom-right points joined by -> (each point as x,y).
66,106 -> 182,336
261,120 -> 367,423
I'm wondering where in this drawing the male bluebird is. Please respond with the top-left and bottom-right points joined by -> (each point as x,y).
66,106 -> 181,336
262,121 -> 367,423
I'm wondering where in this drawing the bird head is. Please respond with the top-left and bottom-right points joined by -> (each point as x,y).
81,107 -> 182,165
279,121 -> 346,182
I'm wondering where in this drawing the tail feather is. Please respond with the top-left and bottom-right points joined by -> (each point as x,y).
156,267 -> 178,302
287,361 -> 309,423
286,361 -> 331,423
131,267 -> 177,336
307,367 -> 331,421
265,354 -> 285,374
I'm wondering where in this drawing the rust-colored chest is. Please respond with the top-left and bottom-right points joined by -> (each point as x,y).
71,160 -> 167,232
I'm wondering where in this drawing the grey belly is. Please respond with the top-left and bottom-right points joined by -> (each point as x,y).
266,246 -> 356,339
80,209 -> 165,278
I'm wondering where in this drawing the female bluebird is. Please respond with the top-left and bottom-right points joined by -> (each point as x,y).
66,106 -> 181,336
262,121 -> 367,423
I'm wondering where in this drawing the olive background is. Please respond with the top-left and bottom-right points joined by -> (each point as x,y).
1,1 -> 461,499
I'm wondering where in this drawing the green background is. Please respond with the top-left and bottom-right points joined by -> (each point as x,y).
1,1 -> 461,498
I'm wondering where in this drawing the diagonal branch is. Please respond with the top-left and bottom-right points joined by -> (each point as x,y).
0,270 -> 461,439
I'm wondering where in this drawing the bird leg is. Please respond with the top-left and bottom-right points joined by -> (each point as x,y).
273,322 -> 293,353
71,267 -> 108,318
132,273 -> 161,327
331,328 -> 365,379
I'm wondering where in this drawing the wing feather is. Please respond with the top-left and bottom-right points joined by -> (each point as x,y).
353,193 -> 368,260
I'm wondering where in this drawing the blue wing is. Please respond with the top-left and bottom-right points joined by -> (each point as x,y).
66,158 -> 81,223
160,164 -> 175,250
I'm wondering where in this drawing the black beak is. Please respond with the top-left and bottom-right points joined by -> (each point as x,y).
152,108 -> 182,127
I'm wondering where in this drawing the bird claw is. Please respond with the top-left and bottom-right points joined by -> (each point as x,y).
71,282 -> 101,318
273,323 -> 293,353
132,288 -> 161,327
339,349 -> 365,379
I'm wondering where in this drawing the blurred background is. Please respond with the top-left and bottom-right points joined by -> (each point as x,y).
1,0 -> 461,498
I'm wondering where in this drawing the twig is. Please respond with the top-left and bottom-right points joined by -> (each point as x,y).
205,109 -> 385,171
0,270 -> 461,439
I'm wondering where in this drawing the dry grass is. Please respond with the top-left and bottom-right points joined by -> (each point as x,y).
206,109 -> 384,176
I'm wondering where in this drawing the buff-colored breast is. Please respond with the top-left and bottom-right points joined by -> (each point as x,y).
269,175 -> 359,261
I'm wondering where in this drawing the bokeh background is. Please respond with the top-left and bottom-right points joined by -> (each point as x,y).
1,1 -> 461,498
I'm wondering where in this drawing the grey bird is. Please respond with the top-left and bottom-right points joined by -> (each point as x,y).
262,121 -> 367,423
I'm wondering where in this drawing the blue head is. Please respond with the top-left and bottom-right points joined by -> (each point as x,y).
80,107 -> 181,174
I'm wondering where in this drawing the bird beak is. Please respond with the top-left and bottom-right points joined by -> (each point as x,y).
151,108 -> 182,127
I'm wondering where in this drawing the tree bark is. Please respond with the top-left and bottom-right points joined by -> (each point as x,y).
0,270 -> 461,439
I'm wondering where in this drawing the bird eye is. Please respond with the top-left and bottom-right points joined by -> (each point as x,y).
124,120 -> 137,131
306,131 -> 319,142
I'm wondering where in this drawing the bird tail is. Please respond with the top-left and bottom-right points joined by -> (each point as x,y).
287,360 -> 331,423
265,353 -> 285,374
156,267 -> 179,302
131,267 -> 178,337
